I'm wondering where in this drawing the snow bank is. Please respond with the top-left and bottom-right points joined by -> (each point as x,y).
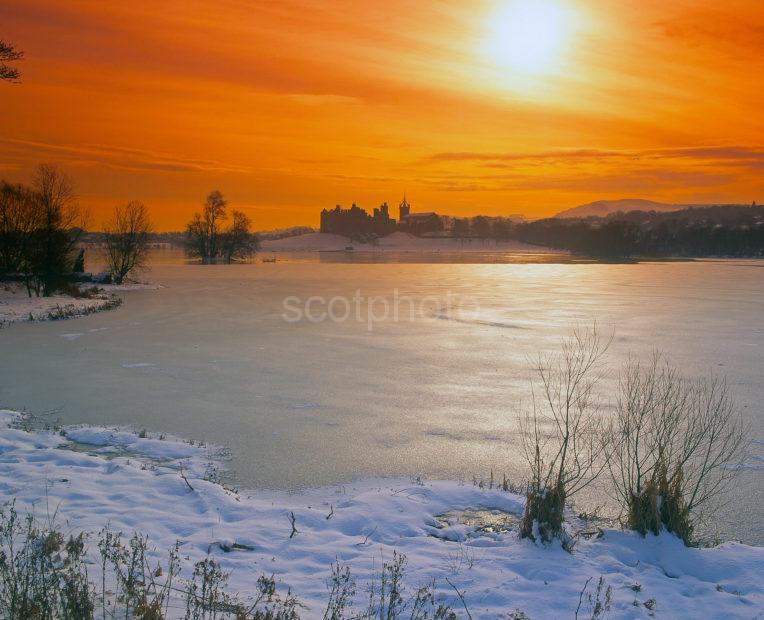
0,280 -> 159,325
0,283 -> 122,324
64,425 -> 209,461
260,232 -> 354,252
0,411 -> 761,618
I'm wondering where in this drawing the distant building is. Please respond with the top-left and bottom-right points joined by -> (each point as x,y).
373,202 -> 391,220
397,196 -> 443,235
399,195 -> 410,220
319,195 -> 449,239
320,202 -> 396,239
400,212 -> 442,235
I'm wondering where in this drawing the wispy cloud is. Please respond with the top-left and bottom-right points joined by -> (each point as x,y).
0,138 -> 251,175
427,146 -> 764,167
428,149 -> 631,163
647,146 -> 764,162
286,94 -> 361,106
657,8 -> 764,53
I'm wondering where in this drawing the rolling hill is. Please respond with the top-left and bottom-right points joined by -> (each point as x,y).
555,199 -> 686,219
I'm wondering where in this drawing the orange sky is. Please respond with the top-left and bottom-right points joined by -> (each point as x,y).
1,0 -> 763,230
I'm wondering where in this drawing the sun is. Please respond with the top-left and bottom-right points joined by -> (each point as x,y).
482,0 -> 573,75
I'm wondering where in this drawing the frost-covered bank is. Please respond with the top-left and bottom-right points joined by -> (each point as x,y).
0,281 -> 158,324
0,411 -> 762,618
0,283 -> 121,324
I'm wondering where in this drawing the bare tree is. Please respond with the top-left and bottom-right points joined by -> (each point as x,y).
28,164 -> 84,296
607,354 -> 750,543
185,190 -> 227,264
0,181 -> 40,276
185,192 -> 258,264
520,325 -> 612,542
220,210 -> 258,263
0,40 -> 23,82
104,201 -> 152,284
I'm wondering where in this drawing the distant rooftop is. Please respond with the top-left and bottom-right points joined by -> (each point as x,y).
402,211 -> 437,219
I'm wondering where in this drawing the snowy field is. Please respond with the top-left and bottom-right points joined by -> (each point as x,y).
1,410 -> 762,619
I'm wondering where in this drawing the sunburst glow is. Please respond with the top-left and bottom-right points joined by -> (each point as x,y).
483,0 -> 573,75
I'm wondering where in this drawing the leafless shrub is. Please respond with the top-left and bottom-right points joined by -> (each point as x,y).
184,555 -> 231,619
98,528 -> 180,619
0,502 -> 95,619
607,354 -> 750,544
444,544 -> 477,576
44,295 -> 122,321
361,552 -> 457,619
364,551 -> 406,619
520,325 -> 611,543
1,508 -> 469,620
323,561 -> 355,620
238,574 -> 301,619
574,576 -> 612,620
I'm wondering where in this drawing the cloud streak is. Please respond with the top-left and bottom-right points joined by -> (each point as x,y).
428,146 -> 764,165
0,139 -> 251,175
657,8 -> 764,53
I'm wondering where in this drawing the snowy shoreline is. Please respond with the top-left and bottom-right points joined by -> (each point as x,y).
0,281 -> 158,325
1,410 -> 762,618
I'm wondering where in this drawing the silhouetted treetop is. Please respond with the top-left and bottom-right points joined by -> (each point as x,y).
0,40 -> 24,82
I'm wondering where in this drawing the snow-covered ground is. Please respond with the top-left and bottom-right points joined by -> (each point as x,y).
260,232 -> 355,252
260,232 -> 566,254
0,283 -> 120,324
0,281 -> 156,324
0,410 -> 761,618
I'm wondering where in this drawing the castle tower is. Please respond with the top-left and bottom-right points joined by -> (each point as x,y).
399,194 -> 410,220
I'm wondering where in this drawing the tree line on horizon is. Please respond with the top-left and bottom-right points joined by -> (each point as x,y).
312,205 -> 764,258
3,163 -> 760,281
90,204 -> 764,260
389,207 -> 764,258
515,204 -> 764,258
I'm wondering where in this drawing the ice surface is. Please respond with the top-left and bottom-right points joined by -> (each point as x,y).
1,259 -> 762,546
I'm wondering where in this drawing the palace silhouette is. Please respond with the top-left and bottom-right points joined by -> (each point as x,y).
320,196 -> 442,240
